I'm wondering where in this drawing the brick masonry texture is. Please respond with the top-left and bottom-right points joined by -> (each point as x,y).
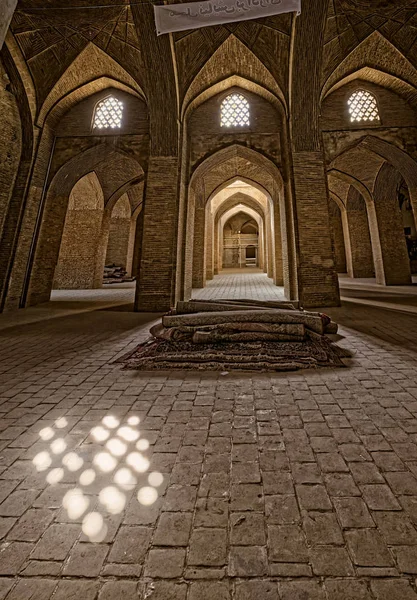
0,291 -> 417,595
2,3 -> 417,312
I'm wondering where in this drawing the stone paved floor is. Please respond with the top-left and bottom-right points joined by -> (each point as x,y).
193,269 -> 285,301
1,283 -> 417,597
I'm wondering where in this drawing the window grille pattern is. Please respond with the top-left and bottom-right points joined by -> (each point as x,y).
348,90 -> 380,123
221,93 -> 250,127
93,96 -> 124,129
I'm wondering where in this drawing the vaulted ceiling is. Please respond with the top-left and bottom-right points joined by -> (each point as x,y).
11,0 -> 142,105
324,0 -> 417,80
8,0 -> 417,111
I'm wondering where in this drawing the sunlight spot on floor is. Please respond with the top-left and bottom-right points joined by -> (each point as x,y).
148,471 -> 164,487
102,416 -> 120,429
126,452 -> 150,473
91,426 -> 109,442
79,469 -> 96,486
39,427 -> 54,441
94,452 -> 117,473
46,467 -> 64,485
106,438 -> 127,457
33,451 -> 52,472
63,488 -> 90,519
117,426 -> 139,442
114,467 -> 137,490
138,486 -> 158,506
82,511 -> 108,542
99,486 -> 126,514
136,439 -> 150,451
51,438 -> 67,454
63,452 -> 84,472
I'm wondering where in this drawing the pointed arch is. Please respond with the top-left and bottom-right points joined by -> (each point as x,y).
181,35 -> 286,119
25,144 -> 144,306
39,76 -> 144,129
38,43 -> 145,126
4,31 -> 36,121
190,144 -> 284,199
321,32 -> 417,106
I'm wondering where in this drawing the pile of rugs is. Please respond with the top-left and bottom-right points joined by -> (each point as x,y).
103,264 -> 135,285
119,299 -> 350,372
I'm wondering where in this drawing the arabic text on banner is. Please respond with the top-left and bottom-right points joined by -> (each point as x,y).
154,0 -> 301,35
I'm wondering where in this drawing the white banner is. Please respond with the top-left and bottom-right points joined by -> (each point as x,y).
154,0 -> 301,35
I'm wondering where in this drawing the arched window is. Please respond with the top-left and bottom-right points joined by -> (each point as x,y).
221,93 -> 250,128
348,90 -> 380,123
93,96 -> 124,130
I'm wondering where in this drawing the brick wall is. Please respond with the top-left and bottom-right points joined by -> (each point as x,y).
329,200 -> 347,273
188,87 -> 283,169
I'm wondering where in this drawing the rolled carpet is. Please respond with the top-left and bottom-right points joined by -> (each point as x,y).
163,309 -> 326,335
192,331 -> 305,344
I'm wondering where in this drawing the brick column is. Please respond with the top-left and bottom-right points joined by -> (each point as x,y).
273,201 -> 283,285
132,4 -> 180,312
346,188 -> 375,278
135,158 -> 179,311
0,0 -> 17,49
291,153 -> 340,306
205,208 -> 214,281
329,202 -> 347,273
290,0 -> 340,307
374,163 -> 411,285
192,202 -> 205,288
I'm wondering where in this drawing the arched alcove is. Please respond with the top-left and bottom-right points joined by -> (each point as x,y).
54,172 -> 105,290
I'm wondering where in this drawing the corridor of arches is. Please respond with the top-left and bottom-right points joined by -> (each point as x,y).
1,6 -> 417,317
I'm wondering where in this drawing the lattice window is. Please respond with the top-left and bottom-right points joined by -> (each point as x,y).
93,96 -> 124,130
221,93 -> 250,127
348,90 -> 380,123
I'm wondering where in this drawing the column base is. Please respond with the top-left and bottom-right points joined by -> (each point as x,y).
135,293 -> 173,312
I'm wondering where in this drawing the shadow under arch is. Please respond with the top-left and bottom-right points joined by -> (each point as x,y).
328,167 -> 384,284
26,143 -> 144,307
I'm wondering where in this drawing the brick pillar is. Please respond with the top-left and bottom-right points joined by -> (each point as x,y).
374,162 -> 411,285
290,0 -> 340,307
273,201 -> 283,286
192,202 -> 205,288
0,44 -> 34,311
132,3 -> 180,312
205,209 -> 214,281
0,0 -> 17,49
135,158 -> 179,311
329,202 -> 347,273
346,188 -> 374,278
292,153 -> 340,306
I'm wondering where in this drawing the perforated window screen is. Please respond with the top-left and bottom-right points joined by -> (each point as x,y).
348,90 -> 380,123
93,96 -> 124,129
221,94 -> 250,127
